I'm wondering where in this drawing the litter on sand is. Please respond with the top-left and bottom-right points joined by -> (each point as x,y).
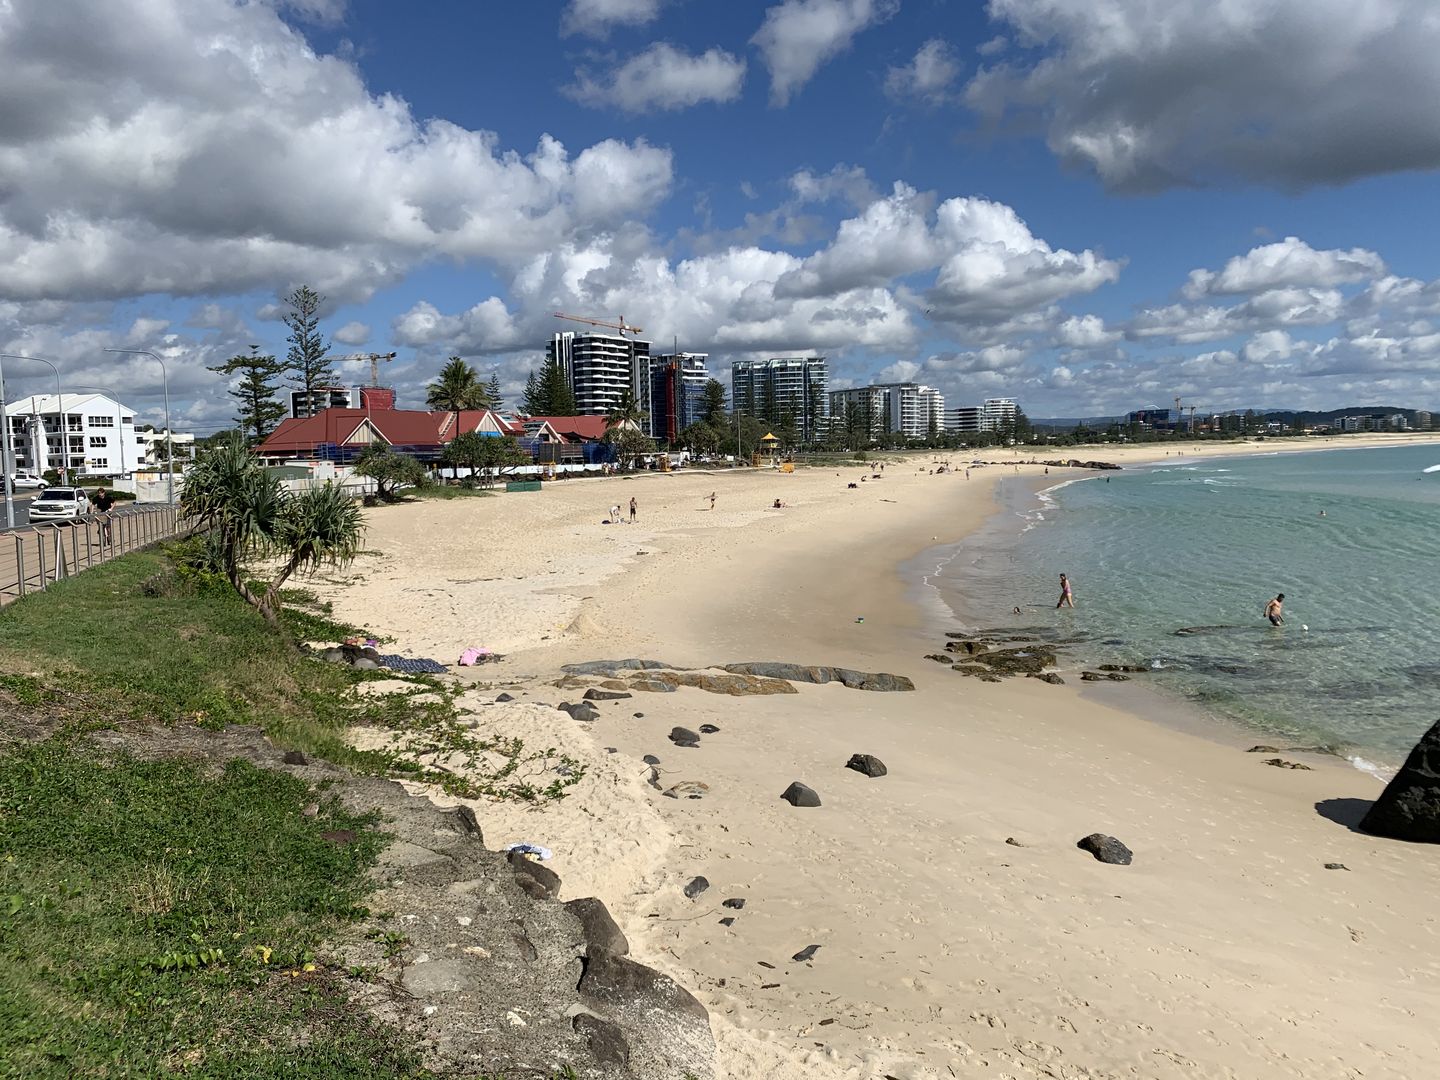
458,647 -> 505,666
504,843 -> 553,861
379,655 -> 449,674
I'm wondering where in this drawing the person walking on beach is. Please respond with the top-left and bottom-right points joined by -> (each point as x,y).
708,491 -> 716,511
629,496 -> 637,523
1265,593 -> 1285,626
1056,573 -> 1075,609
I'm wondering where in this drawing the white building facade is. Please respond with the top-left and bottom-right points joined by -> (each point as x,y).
548,331 -> 652,417
946,397 -> 1019,435
5,393 -> 145,477
830,382 -> 944,439
731,357 -> 830,442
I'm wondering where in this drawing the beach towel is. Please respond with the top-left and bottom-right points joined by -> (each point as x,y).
379,654 -> 448,674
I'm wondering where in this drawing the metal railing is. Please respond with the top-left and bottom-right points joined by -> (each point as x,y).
0,506 -> 190,607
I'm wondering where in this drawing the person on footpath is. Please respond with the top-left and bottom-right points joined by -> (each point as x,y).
1056,573 -> 1075,609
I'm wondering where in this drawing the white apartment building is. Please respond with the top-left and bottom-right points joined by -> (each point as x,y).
5,393 -> 145,477
548,331 -> 652,417
139,429 -> 197,464
947,397 -> 1019,435
830,382 -> 945,439
731,357 -> 829,442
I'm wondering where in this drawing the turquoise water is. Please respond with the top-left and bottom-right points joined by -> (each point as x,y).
928,444 -> 1440,770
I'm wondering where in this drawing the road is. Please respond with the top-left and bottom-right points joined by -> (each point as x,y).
0,492 -> 149,532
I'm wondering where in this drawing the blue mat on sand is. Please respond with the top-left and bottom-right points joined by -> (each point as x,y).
379,654 -> 449,674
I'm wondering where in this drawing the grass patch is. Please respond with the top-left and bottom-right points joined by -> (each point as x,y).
0,737 -> 429,1078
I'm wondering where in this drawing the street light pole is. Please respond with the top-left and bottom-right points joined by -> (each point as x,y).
0,356 -> 14,528
104,348 -> 173,505
0,354 -> 65,483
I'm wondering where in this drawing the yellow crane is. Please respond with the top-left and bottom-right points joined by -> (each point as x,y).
552,312 -> 644,337
334,351 -> 398,387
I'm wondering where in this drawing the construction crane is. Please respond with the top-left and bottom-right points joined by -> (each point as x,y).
334,351 -> 398,387
552,312 -> 644,337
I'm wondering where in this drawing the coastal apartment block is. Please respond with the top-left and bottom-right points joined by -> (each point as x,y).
5,393 -> 146,477
830,382 -> 945,439
731,356 -> 829,442
643,352 -> 709,444
548,331 -> 651,418
947,397 -> 1019,434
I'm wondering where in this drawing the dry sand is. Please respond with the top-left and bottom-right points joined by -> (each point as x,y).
315,434 -> 1440,1080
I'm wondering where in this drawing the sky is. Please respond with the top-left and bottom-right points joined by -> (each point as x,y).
5,0 -> 1440,432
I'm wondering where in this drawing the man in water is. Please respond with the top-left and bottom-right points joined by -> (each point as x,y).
1056,573 -> 1074,609
1265,593 -> 1285,626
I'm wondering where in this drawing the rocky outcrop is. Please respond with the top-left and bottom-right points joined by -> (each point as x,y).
641,671 -> 797,696
564,659 -> 679,676
90,723 -> 715,1080
721,663 -> 915,692
1360,719 -> 1440,842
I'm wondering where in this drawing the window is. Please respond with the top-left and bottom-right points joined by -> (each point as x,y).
68,437 -> 84,452
89,436 -> 108,448
121,416 -> 134,425
88,415 -> 114,427
87,458 -> 109,469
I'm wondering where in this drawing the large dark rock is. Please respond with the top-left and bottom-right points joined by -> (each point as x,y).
1360,719 -> 1440,842
557,701 -> 602,722
1077,834 -> 1133,865
563,659 -> 682,675
845,753 -> 887,778
781,781 -> 821,807
583,688 -> 632,701
573,1012 -> 630,1068
564,896 -> 629,956
577,947 -> 714,1079
669,727 -> 701,748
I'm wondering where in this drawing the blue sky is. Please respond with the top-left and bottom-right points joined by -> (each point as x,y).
3,0 -> 1440,432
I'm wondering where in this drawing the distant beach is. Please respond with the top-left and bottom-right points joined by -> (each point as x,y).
315,433 -> 1440,1080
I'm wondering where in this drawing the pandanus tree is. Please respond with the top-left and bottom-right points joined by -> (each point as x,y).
181,435 -> 363,624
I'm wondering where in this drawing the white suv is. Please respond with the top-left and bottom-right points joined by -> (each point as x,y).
27,487 -> 89,522
9,471 -> 47,490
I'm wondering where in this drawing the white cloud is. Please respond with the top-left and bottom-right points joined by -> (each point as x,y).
788,164 -> 879,209
333,320 -> 371,346
0,0 -> 673,303
772,185 -> 1120,333
1241,329 -> 1298,363
562,0 -> 665,38
967,0 -> 1440,191
568,43 -> 746,112
885,39 -> 962,104
752,0 -> 899,106
1183,237 -> 1386,298
926,197 -> 1122,324
1054,313 -> 1119,348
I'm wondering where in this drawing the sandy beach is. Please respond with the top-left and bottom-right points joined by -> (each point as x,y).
316,434 -> 1440,1080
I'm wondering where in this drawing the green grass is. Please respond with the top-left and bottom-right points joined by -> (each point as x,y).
409,485 -> 497,500
0,737 -> 429,1079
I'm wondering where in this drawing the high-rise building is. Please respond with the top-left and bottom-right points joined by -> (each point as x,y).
828,386 -> 887,441
830,383 -> 944,439
644,352 -> 709,444
548,331 -> 651,417
947,397 -> 1019,435
1415,410 -> 1433,431
731,357 -> 829,442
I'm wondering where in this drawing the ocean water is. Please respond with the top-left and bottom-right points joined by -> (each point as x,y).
925,444 -> 1440,772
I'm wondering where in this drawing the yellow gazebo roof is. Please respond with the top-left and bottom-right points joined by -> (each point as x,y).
760,432 -> 780,442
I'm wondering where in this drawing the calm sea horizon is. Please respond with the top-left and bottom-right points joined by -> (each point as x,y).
918,442 -> 1440,776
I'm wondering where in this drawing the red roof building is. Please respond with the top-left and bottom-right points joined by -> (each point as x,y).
258,407 -> 528,461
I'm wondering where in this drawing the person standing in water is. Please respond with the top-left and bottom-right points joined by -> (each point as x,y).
1265,593 -> 1285,626
1056,573 -> 1075,609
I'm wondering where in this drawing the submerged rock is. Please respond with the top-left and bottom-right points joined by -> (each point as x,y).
1360,719 -> 1440,842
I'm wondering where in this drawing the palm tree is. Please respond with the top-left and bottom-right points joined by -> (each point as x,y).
182,434 -> 363,624
426,357 -> 487,477
604,389 -> 647,434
